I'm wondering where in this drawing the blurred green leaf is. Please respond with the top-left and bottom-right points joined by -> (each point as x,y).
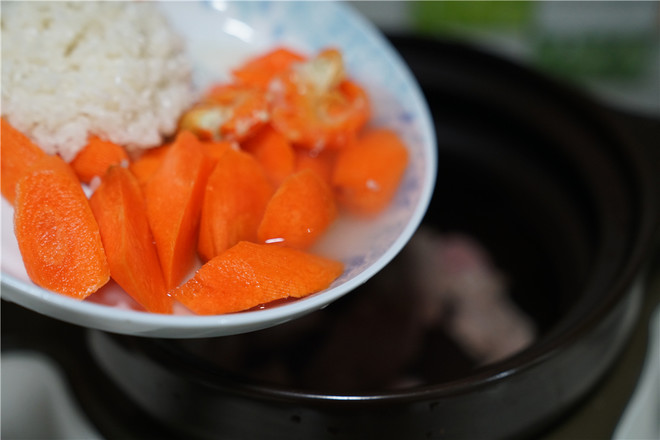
532,34 -> 655,80
412,1 -> 534,33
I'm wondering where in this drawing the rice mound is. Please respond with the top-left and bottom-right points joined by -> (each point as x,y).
1,2 -> 195,162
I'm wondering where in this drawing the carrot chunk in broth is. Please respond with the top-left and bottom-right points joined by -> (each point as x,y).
173,241 -> 343,315
258,169 -> 337,249
144,131 -> 213,289
270,49 -> 370,151
232,47 -> 306,89
332,128 -> 409,216
90,166 -> 172,313
198,148 -> 274,261
294,147 -> 337,187
14,154 -> 110,298
241,124 -> 296,188
179,84 -> 269,142
1,117 -> 47,205
70,136 -> 129,184
129,144 -> 171,189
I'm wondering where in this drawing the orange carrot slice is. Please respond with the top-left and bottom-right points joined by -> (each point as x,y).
232,47 -> 306,89
201,140 -> 235,167
258,169 -> 336,249
172,241 -> 343,315
198,148 -> 274,261
144,131 -> 213,289
129,144 -> 171,189
89,166 -> 172,313
294,147 -> 337,186
241,124 -> 295,187
332,128 -> 409,216
70,136 -> 129,184
1,117 -> 46,205
14,154 -> 109,299
270,49 -> 370,151
179,83 -> 269,142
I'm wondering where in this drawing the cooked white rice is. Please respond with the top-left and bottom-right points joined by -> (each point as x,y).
1,1 -> 195,162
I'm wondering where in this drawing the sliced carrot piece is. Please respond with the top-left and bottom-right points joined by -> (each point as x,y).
241,124 -> 295,187
232,47 -> 306,89
179,83 -> 269,142
89,166 -> 172,313
144,131 -> 213,289
201,140 -> 235,167
270,49 -> 370,151
70,136 -> 129,184
271,79 -> 370,151
14,154 -> 110,299
128,144 -> 171,189
294,147 -> 337,186
332,128 -> 409,216
1,117 -> 46,205
198,148 -> 274,262
258,169 -> 336,249
172,241 -> 343,315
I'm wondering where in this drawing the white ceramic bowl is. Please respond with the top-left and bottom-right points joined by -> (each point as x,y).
0,0 -> 436,338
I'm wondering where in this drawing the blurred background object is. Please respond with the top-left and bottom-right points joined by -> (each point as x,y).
351,0 -> 660,117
